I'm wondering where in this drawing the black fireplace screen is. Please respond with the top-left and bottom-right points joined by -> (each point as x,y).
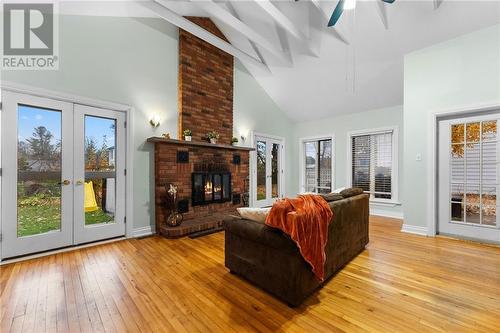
192,172 -> 231,206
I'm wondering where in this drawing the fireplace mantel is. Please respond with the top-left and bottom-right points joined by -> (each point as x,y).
147,137 -> 255,151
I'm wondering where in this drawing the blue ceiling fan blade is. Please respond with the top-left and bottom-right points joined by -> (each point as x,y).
328,0 -> 345,27
381,0 -> 396,3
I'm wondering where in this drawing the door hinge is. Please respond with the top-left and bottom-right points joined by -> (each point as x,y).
0,234 -> 3,242
124,217 -> 127,224
0,102 -> 3,111
124,121 -> 127,128
124,169 -> 127,176
0,168 -> 2,176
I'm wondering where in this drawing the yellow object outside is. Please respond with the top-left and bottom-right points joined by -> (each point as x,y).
84,181 -> 99,212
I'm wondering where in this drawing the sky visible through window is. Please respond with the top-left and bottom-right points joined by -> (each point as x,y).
18,105 -> 115,149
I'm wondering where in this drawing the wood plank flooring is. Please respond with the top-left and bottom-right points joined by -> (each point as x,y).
1,216 -> 499,332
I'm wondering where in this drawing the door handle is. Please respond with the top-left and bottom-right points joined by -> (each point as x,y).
76,180 -> 84,185
59,179 -> 71,186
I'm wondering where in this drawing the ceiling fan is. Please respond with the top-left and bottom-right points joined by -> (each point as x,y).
328,0 -> 396,27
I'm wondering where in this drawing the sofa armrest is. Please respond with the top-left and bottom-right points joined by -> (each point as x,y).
223,217 -> 298,253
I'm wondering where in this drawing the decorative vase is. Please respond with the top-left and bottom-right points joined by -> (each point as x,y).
185,136 -> 192,142
166,210 -> 183,227
210,138 -> 217,144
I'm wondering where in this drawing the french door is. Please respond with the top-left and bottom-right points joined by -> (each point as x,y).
438,114 -> 500,243
253,134 -> 284,207
74,105 -> 126,244
1,91 -> 126,259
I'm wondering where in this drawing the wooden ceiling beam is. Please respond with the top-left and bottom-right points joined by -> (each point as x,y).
141,0 -> 269,70
191,0 -> 291,65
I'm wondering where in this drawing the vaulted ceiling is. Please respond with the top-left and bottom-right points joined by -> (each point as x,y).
61,0 -> 500,121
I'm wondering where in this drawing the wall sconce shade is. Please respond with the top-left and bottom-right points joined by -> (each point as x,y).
150,115 -> 161,127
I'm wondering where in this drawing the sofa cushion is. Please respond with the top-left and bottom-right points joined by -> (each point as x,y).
340,188 -> 364,198
320,193 -> 344,202
236,207 -> 271,223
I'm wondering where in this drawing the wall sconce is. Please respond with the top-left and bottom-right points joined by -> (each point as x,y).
150,115 -> 161,128
239,128 -> 249,143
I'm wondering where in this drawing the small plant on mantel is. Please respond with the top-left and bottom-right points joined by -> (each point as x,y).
183,129 -> 192,142
231,137 -> 239,146
207,131 -> 220,144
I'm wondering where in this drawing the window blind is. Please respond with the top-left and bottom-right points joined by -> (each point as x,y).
352,131 -> 393,199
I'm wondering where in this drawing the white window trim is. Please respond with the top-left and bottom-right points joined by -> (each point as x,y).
346,126 -> 399,204
298,134 -> 335,194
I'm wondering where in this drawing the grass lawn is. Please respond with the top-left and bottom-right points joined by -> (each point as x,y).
17,197 -> 114,237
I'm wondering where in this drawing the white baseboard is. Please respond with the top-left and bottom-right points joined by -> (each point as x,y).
132,226 -> 154,238
370,208 -> 404,220
401,224 -> 428,236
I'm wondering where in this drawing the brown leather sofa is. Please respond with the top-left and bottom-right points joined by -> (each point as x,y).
224,193 -> 369,306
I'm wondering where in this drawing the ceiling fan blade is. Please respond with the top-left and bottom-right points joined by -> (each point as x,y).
328,0 -> 345,27
381,0 -> 396,3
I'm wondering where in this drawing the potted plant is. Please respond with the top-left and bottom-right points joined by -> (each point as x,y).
183,129 -> 192,141
207,131 -> 220,144
231,137 -> 239,146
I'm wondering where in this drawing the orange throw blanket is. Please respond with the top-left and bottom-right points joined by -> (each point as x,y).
265,195 -> 333,281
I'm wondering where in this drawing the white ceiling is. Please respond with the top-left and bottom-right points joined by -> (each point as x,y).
61,0 -> 500,122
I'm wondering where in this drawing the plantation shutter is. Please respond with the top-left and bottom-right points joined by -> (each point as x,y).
352,131 -> 393,199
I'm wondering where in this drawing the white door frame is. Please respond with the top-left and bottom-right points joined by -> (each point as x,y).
427,101 -> 500,237
249,131 -> 286,207
298,134 -> 335,193
0,81 -> 135,260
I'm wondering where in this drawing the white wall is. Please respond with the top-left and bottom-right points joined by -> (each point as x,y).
293,105 -> 404,219
404,24 -> 500,231
1,15 -> 295,231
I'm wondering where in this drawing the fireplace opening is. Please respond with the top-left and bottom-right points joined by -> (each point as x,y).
192,172 -> 231,206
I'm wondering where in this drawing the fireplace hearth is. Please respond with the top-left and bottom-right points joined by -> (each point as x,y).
192,172 -> 231,206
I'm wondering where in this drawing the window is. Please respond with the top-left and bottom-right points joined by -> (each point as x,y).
349,128 -> 397,201
302,138 -> 333,194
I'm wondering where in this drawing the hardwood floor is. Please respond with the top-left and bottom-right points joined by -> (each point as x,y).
1,216 -> 499,333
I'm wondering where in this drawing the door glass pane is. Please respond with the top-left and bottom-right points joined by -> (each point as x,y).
465,185 -> 480,224
256,141 -> 266,200
84,116 -> 116,225
482,120 -> 496,141
482,141 -> 496,185
451,123 -> 464,143
271,143 -> 279,198
451,184 -> 464,222
305,141 -> 318,193
465,142 -> 480,185
451,144 -> 464,183
466,122 -> 480,143
481,186 -> 496,226
318,140 -> 332,194
17,105 -> 62,237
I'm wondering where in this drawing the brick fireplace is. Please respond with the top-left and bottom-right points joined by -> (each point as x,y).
148,18 -> 252,238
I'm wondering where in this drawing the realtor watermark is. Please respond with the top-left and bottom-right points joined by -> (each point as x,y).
2,2 -> 59,70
